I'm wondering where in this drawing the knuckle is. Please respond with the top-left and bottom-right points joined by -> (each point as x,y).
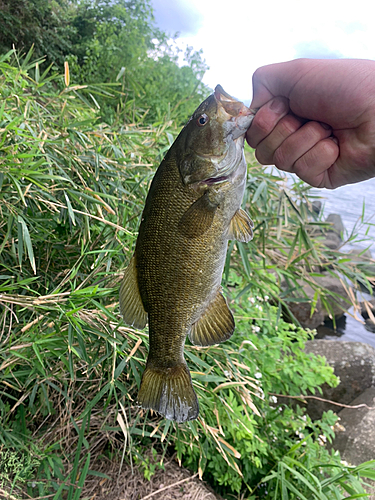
273,146 -> 290,170
252,112 -> 274,137
278,115 -> 303,137
252,65 -> 267,85
293,154 -> 310,175
321,138 -> 339,160
294,139 -> 339,177
255,147 -> 270,165
305,121 -> 331,141
293,58 -> 313,74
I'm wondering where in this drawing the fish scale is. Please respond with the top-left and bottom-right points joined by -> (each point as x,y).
120,85 -> 255,422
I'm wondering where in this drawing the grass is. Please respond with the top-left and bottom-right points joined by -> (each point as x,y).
1,51 -> 375,499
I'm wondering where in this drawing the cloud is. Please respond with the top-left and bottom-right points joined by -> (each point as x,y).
340,21 -> 366,35
293,41 -> 343,60
151,0 -> 204,36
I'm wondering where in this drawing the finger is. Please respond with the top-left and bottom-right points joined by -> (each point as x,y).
250,59 -> 316,109
246,97 -> 290,148
291,138 -> 340,188
255,114 -> 305,165
250,66 -> 277,108
272,121 -> 333,172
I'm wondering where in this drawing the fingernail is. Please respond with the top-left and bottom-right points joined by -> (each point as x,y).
269,97 -> 287,114
320,122 -> 331,130
330,135 -> 339,145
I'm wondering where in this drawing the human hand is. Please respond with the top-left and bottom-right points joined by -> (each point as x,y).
246,58 -> 375,188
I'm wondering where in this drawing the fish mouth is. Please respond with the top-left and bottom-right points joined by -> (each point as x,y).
215,85 -> 251,118
214,85 -> 255,139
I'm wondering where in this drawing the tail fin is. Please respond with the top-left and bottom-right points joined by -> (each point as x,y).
137,362 -> 199,422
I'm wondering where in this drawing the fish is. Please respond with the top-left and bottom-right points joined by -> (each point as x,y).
119,85 -> 255,422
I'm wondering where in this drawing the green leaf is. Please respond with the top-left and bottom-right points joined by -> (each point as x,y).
64,191 -> 76,226
18,215 -> 36,273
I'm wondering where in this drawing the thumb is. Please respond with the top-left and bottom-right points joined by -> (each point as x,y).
250,59 -> 311,109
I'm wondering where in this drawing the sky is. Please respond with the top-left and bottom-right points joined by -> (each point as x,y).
151,0 -> 375,102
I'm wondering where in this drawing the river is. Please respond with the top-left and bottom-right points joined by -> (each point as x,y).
311,177 -> 375,346
311,177 -> 375,252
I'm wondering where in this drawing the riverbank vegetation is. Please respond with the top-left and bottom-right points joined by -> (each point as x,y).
1,1 -> 375,499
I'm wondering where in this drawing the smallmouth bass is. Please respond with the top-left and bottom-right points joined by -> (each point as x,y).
120,86 -> 254,422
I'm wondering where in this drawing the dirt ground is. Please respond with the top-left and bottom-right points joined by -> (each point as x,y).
83,456 -> 224,500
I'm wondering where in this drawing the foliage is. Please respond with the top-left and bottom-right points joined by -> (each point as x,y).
0,0 -> 209,125
1,52 -> 375,499
0,0 -> 75,66
236,156 -> 374,322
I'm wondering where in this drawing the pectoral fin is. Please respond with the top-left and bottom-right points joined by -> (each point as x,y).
228,208 -> 254,243
119,256 -> 147,329
178,192 -> 218,239
189,289 -> 234,346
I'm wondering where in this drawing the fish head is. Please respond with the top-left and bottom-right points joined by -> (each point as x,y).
177,85 -> 255,187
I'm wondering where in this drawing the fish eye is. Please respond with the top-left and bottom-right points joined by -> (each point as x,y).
197,113 -> 209,126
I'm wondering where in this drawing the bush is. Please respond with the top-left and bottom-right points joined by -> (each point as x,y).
0,0 -> 210,125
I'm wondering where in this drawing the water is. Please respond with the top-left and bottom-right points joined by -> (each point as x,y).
270,168 -> 375,251
311,177 -> 375,252
265,169 -> 375,345
311,177 -> 375,346
316,310 -> 375,349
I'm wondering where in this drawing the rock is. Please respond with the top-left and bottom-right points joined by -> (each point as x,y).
349,247 -> 373,260
348,248 -> 375,278
318,213 -> 345,249
326,213 -> 345,238
282,272 -> 352,328
321,232 -> 342,250
332,387 -> 375,500
312,200 -> 322,215
332,387 -> 375,465
284,281 -> 325,329
314,274 -> 351,319
365,318 -> 375,333
303,340 -> 375,420
360,298 -> 375,320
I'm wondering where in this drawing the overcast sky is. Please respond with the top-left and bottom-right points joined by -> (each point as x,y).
151,0 -> 375,102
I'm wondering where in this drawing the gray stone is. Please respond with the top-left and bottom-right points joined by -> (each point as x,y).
285,281 -> 325,329
360,298 -> 375,320
321,232 -> 342,250
282,272 -> 352,328
312,200 -> 322,215
360,298 -> 375,331
326,213 -> 345,238
365,318 -> 375,333
348,248 -> 375,279
315,274 -> 351,319
303,340 -> 375,420
333,387 -> 375,464
350,248 -> 373,260
332,387 -> 375,500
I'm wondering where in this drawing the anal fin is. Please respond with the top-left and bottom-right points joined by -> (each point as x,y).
137,361 -> 199,422
189,289 -> 234,346
119,256 -> 147,329
228,208 -> 254,243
